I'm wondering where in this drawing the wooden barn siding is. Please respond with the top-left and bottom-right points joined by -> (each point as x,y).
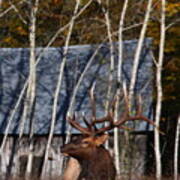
0,136 -> 63,179
0,134 -> 150,179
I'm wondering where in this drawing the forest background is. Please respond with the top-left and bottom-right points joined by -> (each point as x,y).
0,0 -> 179,179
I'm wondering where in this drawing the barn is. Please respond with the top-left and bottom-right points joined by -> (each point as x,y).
0,39 -> 153,179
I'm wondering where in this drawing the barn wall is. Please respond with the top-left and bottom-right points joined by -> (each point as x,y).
108,132 -> 150,177
0,136 -> 64,179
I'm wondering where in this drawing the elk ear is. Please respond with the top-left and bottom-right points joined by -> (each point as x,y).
95,134 -> 109,146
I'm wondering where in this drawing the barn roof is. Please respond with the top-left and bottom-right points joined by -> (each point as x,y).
0,39 -> 153,135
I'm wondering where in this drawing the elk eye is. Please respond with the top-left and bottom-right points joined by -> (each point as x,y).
83,141 -> 89,144
81,141 -> 89,147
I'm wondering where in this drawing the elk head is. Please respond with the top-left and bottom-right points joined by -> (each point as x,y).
61,130 -> 115,180
61,133 -> 109,159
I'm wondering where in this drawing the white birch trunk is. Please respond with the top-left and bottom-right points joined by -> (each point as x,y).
40,1 -> 80,178
25,0 -> 39,178
104,0 -> 114,151
115,0 -> 129,176
97,0 -> 115,150
154,0 -> 166,179
126,1 -> 153,174
174,115 -> 180,180
129,0 -> 153,104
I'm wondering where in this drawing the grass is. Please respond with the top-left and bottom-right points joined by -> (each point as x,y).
0,175 -> 177,180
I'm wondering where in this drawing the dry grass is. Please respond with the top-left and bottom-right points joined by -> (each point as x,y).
120,174 -> 179,180
0,176 -> 176,180
118,176 -> 174,180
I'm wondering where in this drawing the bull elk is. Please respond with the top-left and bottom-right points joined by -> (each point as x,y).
61,91 -> 156,180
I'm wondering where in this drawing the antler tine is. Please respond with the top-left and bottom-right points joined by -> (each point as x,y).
67,115 -> 91,135
90,108 -> 115,135
92,113 -> 113,124
82,112 -> 93,131
91,96 -> 116,124
136,95 -> 143,116
112,93 -> 160,132
94,114 -> 157,135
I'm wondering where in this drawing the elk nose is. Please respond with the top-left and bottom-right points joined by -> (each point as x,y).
60,146 -> 69,156
60,145 -> 65,152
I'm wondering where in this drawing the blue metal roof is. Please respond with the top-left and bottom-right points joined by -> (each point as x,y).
0,39 -> 153,135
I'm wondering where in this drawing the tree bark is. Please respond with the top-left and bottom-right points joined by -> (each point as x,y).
174,115 -> 180,180
115,0 -> 129,176
129,0 -> 153,104
154,0 -> 166,179
25,0 -> 39,178
40,1 -> 80,178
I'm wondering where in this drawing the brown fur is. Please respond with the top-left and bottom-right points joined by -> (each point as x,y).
61,135 -> 116,180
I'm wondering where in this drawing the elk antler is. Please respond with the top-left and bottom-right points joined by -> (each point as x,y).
90,94 -> 158,135
67,115 -> 92,135
67,86 -> 158,136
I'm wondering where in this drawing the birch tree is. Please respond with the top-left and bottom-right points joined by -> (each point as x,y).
96,0 -> 115,151
116,0 -> 129,176
19,0 -> 37,138
119,0 -> 153,177
24,0 -> 39,179
40,1 -> 81,178
174,115 -> 180,180
154,0 -> 166,179
129,0 -> 153,104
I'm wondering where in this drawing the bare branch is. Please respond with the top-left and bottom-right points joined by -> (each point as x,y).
151,51 -> 158,67
0,0 -> 26,18
165,18 -> 180,31
9,0 -> 27,24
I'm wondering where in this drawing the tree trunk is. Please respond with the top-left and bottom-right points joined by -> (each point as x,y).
174,115 -> 180,180
129,0 -> 153,104
154,0 -> 166,179
25,0 -> 39,178
40,1 -> 80,178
